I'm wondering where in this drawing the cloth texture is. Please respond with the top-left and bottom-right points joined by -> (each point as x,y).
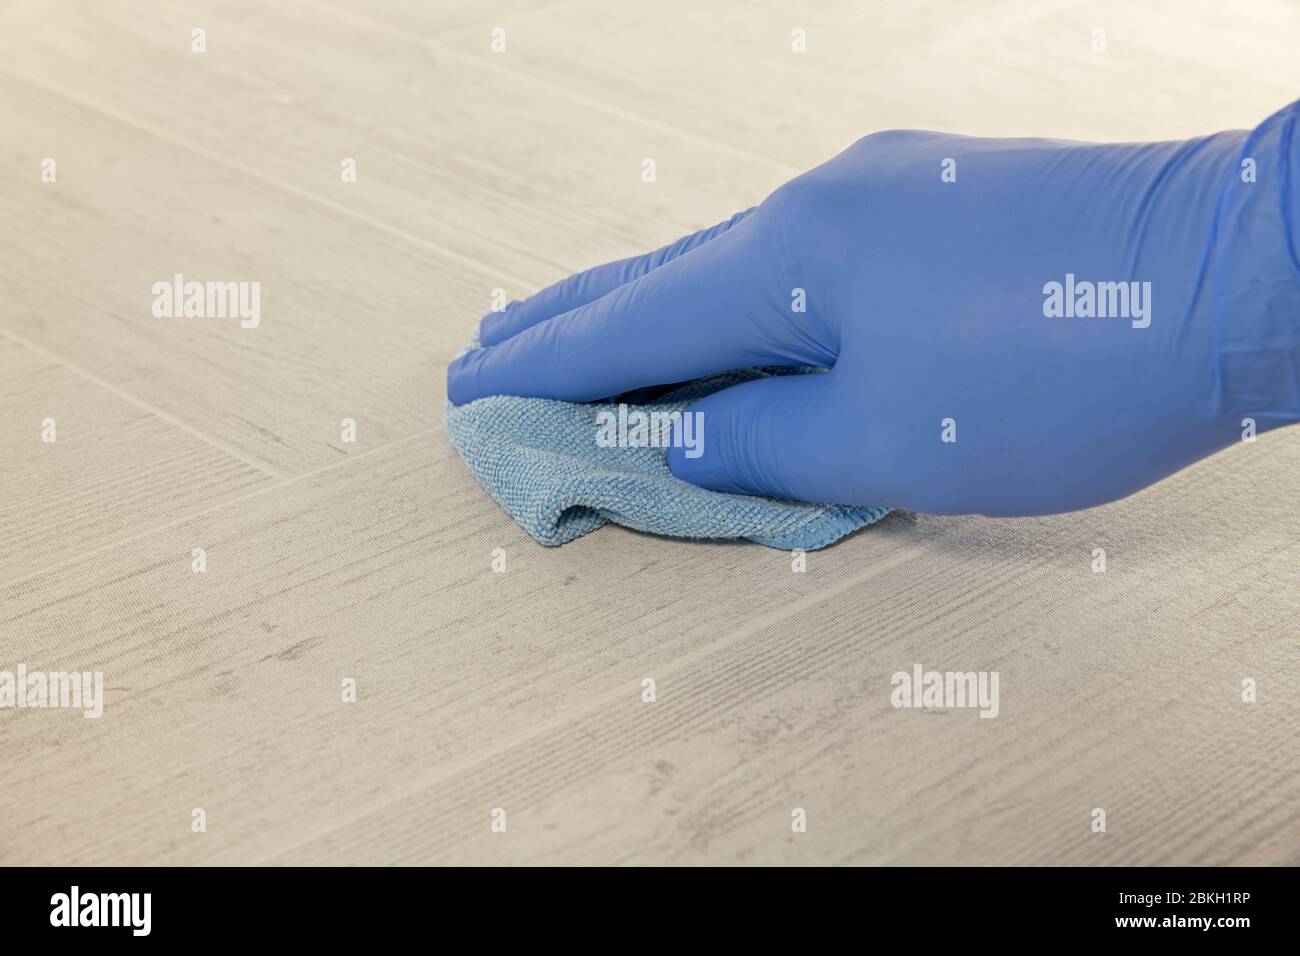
444,362 -> 889,549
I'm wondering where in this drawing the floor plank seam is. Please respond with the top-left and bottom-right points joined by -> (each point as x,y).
0,68 -> 540,293
425,36 -> 803,177
302,0 -> 806,179
247,540 -> 932,864
0,425 -> 443,593
0,327 -> 289,481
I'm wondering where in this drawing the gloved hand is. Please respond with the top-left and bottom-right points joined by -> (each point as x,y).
448,102 -> 1299,516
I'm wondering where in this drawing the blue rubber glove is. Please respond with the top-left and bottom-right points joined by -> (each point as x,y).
448,101 -> 1299,516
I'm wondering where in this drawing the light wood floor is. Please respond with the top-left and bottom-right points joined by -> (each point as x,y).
1,0 -> 1296,865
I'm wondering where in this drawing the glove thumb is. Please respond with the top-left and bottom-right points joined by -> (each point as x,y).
667,371 -> 850,504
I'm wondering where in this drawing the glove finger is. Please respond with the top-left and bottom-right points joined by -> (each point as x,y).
479,207 -> 757,346
448,222 -> 834,405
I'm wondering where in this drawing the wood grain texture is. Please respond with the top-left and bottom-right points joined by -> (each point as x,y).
4,427 -> 1294,865
269,429 -> 1300,865
0,335 -> 271,582
0,431 -> 935,864
0,0 -> 1296,866
0,74 -> 482,476
0,0 -> 783,293
314,0 -> 577,40
428,0 -> 1300,163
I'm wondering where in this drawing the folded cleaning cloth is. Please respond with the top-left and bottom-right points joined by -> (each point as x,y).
444,357 -> 890,550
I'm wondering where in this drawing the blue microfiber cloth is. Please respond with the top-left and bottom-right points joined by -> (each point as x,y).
444,359 -> 889,550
